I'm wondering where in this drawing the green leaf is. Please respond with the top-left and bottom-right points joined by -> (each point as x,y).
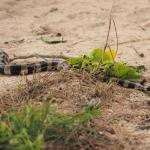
90,48 -> 117,62
104,49 -> 117,61
67,57 -> 83,68
0,103 -> 101,149
90,48 -> 103,62
108,63 -> 141,81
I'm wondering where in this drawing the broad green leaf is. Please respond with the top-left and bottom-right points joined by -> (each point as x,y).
90,48 -> 117,62
105,49 -> 117,61
109,63 -> 141,81
90,48 -> 103,61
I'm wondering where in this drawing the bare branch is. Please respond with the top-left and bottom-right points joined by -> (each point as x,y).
9,53 -> 78,62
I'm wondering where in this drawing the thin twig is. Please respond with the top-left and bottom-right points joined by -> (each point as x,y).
9,53 -> 77,62
107,44 -> 115,63
133,47 -> 144,57
99,15 -> 112,65
103,0 -> 114,52
104,15 -> 112,52
110,37 -> 150,46
112,18 -> 118,55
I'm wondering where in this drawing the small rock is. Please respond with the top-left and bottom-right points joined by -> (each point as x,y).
50,8 -> 58,12
140,53 -> 144,57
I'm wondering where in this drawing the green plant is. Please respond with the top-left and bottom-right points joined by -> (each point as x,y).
0,103 -> 100,150
68,48 -> 141,81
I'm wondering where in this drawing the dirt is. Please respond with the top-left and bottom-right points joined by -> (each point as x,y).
0,0 -> 150,149
0,71 -> 150,150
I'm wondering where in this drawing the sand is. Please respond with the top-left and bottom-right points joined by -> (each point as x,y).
0,0 -> 150,149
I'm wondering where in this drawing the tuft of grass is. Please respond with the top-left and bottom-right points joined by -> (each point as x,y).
67,48 -> 141,81
0,102 -> 101,150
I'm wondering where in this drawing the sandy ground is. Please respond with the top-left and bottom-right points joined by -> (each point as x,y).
0,0 -> 150,149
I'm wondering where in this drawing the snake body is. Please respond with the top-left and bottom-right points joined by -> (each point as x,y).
0,50 -> 69,75
0,49 -> 150,94
100,75 -> 150,93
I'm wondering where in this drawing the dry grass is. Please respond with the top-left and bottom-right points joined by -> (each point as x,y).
1,70 -> 150,150
0,70 -> 113,113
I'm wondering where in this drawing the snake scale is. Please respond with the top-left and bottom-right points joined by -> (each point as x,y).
0,49 -> 150,94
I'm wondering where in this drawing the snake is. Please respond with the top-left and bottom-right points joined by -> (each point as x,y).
0,49 -> 69,75
0,49 -> 150,94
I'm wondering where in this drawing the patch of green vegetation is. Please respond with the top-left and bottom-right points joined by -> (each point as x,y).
0,103 -> 100,150
40,36 -> 66,44
68,48 -> 141,81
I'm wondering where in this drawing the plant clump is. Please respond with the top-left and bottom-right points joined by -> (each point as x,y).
68,48 -> 142,81
0,103 -> 101,150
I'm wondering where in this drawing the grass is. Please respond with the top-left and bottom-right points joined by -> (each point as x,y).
0,102 -> 101,150
0,48 -> 144,149
0,70 -> 110,150
0,47 -> 140,149
0,65 -> 138,150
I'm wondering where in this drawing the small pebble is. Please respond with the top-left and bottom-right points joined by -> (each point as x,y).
140,53 -> 144,57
